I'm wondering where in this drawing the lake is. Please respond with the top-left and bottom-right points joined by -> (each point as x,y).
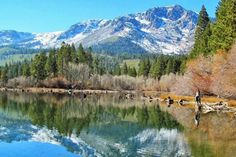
0,92 -> 235,157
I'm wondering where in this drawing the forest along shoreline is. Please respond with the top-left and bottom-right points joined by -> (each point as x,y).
0,87 -> 139,96
1,87 -> 236,108
2,86 -> 236,118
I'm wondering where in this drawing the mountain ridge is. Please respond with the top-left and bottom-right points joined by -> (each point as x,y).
0,5 -> 199,55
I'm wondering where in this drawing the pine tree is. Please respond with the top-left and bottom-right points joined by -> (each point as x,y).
144,58 -> 151,77
71,44 -> 77,63
149,59 -> 158,78
64,44 -> 72,64
154,55 -> 167,79
114,65 -> 121,76
190,5 -> 210,57
31,53 -> 48,81
46,49 -> 58,77
133,67 -> 137,77
22,61 -> 31,77
138,60 -> 145,76
180,60 -> 187,75
138,58 -> 150,77
57,45 -> 66,75
86,50 -> 93,67
166,58 -> 174,74
128,67 -> 137,77
92,57 -> 100,74
209,0 -> 236,52
121,63 -> 128,75
149,57 -> 166,79
77,43 -> 87,63
1,67 -> 8,84
195,5 -> 210,40
200,23 -> 212,56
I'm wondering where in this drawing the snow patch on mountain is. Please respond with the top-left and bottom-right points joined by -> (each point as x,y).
0,5 -> 198,54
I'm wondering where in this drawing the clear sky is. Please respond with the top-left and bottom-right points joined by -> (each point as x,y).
0,0 -> 220,33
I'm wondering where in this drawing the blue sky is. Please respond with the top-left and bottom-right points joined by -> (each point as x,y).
0,0 -> 219,33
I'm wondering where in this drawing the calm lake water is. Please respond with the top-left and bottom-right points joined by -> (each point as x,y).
0,92 -> 235,157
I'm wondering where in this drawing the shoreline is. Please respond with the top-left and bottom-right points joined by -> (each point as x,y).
1,87 -> 236,106
0,87 -> 138,95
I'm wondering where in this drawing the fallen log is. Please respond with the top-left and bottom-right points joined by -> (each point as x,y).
201,102 -> 236,114
140,95 -> 236,115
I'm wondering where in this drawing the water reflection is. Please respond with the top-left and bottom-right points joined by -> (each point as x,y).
0,93 -> 183,137
194,110 -> 201,127
0,92 -> 189,157
0,92 -> 235,157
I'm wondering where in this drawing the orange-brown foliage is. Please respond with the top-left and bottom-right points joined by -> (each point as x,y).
186,55 -> 212,94
175,44 -> 236,98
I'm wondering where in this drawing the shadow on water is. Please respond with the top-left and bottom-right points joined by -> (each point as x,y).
0,92 -> 235,157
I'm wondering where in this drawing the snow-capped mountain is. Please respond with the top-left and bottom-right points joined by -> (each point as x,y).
0,5 -> 198,54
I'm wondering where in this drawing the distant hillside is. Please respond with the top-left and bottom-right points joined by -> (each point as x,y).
0,46 -> 40,65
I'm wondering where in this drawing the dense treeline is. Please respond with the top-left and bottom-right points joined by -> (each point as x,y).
0,43 -> 114,83
0,41 -> 186,87
190,0 -> 236,58
138,55 -> 186,79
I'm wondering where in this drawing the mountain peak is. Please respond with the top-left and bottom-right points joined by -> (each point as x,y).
0,5 -> 198,55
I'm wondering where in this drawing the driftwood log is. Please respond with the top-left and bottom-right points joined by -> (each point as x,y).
201,102 -> 236,114
141,95 -> 236,115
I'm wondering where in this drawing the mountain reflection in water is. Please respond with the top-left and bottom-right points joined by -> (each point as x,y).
0,92 -> 235,157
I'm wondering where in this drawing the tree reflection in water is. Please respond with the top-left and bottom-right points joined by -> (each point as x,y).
2,92 -> 233,157
0,93 -> 183,137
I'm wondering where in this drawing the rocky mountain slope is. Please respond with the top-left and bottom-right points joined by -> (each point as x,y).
0,5 -> 198,54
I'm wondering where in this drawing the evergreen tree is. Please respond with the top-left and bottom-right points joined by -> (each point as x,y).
92,57 -> 100,74
71,44 -> 77,63
132,67 -> 137,77
121,63 -> 128,75
209,0 -> 236,52
128,67 -> 137,77
172,58 -> 182,74
200,23 -> 212,56
149,55 -> 167,79
57,45 -> 66,75
31,53 -> 48,81
179,60 -> 187,75
86,51 -> 93,67
138,58 -> 150,77
195,5 -> 210,40
157,55 -> 166,79
92,56 -> 105,75
166,58 -> 174,74
1,67 -> 8,84
190,5 -> 210,57
22,61 -> 31,77
149,59 -> 159,78
77,43 -> 87,63
114,65 -> 121,76
64,44 -> 72,64
138,60 -> 145,76
17,63 -> 23,77
46,49 -> 58,77
144,58 -> 151,77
